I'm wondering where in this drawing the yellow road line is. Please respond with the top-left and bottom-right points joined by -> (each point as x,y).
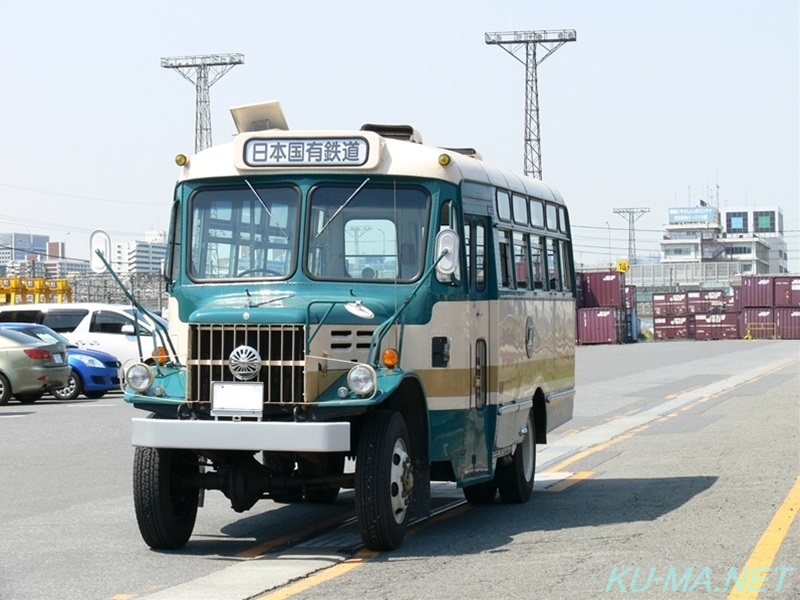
727,475 -> 800,599
541,471 -> 594,493
254,549 -> 379,600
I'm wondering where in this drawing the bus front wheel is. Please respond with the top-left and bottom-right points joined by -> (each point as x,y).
133,446 -> 199,549
496,411 -> 535,503
356,410 -> 412,550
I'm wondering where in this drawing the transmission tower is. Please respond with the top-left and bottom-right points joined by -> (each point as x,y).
161,53 -> 245,153
485,30 -> 576,179
613,208 -> 650,264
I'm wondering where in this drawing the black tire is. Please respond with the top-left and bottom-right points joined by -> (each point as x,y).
84,391 -> 107,400
463,478 -> 497,504
496,411 -> 536,504
15,392 -> 43,404
52,368 -> 82,400
355,410 -> 413,550
303,453 -> 345,503
0,373 -> 11,406
133,445 -> 199,549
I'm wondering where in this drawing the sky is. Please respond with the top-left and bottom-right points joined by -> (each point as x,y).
2,1 -> 798,272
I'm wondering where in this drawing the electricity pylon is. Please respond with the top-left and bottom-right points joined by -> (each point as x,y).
485,30 -> 576,179
613,207 -> 650,264
161,53 -> 245,153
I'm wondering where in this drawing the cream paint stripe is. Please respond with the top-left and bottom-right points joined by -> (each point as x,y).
727,476 -> 800,599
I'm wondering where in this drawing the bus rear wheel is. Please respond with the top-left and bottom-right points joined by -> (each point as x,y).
356,410 -> 412,550
133,446 -> 200,549
496,411 -> 535,503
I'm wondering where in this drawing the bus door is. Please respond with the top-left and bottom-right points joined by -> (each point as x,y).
460,214 -> 493,482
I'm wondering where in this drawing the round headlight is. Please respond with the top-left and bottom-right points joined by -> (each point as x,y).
347,364 -> 376,397
126,363 -> 154,393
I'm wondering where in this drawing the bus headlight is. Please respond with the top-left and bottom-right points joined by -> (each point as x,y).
347,364 -> 376,397
126,363 -> 154,393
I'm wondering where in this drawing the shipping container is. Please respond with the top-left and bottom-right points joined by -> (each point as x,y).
576,272 -> 586,309
727,287 -> 740,313
740,308 -> 776,339
652,293 -> 669,316
653,315 -> 690,340
665,293 -> 688,315
626,307 -> 640,342
773,277 -> 800,308
577,307 -> 626,345
739,276 -> 774,308
686,289 -> 728,314
624,285 -> 636,310
693,313 -> 739,341
581,271 -> 625,308
775,308 -> 800,339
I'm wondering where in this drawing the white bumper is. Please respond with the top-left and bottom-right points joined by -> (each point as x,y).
131,418 -> 351,452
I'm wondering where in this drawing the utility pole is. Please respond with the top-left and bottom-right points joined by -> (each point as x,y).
485,29 -> 576,179
161,53 -> 245,153
613,208 -> 650,264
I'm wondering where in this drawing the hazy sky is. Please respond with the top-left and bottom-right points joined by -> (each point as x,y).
2,1 -> 798,271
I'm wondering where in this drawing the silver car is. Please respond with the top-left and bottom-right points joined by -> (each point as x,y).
0,329 -> 70,405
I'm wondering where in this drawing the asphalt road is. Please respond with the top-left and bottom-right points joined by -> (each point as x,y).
1,339 -> 798,600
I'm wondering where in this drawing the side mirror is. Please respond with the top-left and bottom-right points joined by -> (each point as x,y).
434,229 -> 459,277
121,324 -> 136,335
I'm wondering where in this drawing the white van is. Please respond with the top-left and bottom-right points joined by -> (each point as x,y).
0,303 -> 168,366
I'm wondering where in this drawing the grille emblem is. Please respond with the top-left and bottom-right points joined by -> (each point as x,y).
228,345 -> 262,381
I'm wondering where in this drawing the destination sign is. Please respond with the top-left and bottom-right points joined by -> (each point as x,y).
243,137 -> 369,167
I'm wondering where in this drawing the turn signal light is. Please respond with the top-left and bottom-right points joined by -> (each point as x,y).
151,346 -> 169,366
381,348 -> 399,368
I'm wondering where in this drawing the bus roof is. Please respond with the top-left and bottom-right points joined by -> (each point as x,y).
176,104 -> 565,205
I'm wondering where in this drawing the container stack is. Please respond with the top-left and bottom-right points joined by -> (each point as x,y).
650,275 -> 800,342
575,271 -> 634,345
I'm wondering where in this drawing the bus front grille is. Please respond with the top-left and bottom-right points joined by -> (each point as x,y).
187,324 -> 305,406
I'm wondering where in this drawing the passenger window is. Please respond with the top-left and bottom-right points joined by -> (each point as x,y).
42,310 -> 88,332
512,194 -> 528,225
547,238 -> 562,291
545,203 -> 558,232
498,230 -> 513,289
91,311 -> 132,335
530,200 -> 545,229
496,190 -> 511,222
513,232 -> 528,288
530,236 -> 545,289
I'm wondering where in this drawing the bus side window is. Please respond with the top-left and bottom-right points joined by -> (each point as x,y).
530,236 -> 545,289
547,237 -> 563,291
560,239 -> 573,292
513,232 -> 528,288
498,229 -> 513,289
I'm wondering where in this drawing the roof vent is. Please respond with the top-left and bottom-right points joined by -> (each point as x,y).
230,100 -> 289,133
443,147 -> 483,160
360,123 -> 423,144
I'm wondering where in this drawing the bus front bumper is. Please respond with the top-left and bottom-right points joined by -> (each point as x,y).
131,418 -> 351,452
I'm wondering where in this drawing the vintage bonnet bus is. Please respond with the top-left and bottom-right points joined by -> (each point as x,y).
123,100 -> 576,551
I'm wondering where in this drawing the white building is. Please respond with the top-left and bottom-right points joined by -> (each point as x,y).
659,205 -> 788,274
113,230 -> 167,274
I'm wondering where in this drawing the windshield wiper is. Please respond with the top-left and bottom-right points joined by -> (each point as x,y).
315,178 -> 370,239
244,179 -> 289,239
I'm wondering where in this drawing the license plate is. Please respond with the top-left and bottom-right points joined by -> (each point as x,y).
212,382 -> 263,417
53,354 -> 63,364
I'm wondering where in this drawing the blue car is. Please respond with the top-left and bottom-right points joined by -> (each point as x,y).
0,323 -> 121,401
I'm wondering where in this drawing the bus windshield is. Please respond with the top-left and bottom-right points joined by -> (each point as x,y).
189,184 -> 300,280
306,182 -> 430,282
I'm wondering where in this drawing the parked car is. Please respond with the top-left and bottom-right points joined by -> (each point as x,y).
0,303 -> 168,367
0,323 -> 121,401
0,329 -> 69,405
